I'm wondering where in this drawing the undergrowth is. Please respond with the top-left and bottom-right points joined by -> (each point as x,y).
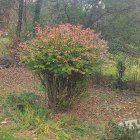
0,92 -> 100,140
0,37 -> 11,56
98,121 -> 140,140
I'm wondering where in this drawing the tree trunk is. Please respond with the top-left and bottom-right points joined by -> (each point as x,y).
33,0 -> 42,35
23,0 -> 27,32
46,72 -> 85,112
16,0 -> 24,40
71,0 -> 78,24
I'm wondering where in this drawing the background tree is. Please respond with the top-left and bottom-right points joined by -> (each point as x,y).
97,0 -> 140,56
33,0 -> 43,35
16,0 -> 24,39
0,0 -> 17,30
38,0 -> 140,57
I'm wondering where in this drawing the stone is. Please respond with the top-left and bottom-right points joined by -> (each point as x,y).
118,119 -> 140,133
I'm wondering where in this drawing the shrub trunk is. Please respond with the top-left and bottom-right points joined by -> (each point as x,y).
44,72 -> 85,111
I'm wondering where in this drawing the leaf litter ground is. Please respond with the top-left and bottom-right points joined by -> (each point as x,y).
0,67 -> 140,139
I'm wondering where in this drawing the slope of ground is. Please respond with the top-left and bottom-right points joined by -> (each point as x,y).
71,86 -> 140,124
0,67 -> 140,139
0,67 -> 140,123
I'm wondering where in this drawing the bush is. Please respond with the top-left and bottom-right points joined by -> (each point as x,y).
20,23 -> 107,111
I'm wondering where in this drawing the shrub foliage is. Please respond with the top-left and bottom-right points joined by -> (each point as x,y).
20,24 -> 107,111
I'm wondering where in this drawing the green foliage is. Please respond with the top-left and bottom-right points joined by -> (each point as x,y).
115,60 -> 126,90
1,93 -> 99,140
3,92 -> 40,112
21,24 -> 106,76
1,133 -> 16,140
0,37 -> 11,56
98,0 -> 140,55
124,57 -> 140,81
93,53 -> 140,91
102,55 -> 140,81
3,93 -> 48,126
101,121 -> 140,140
0,132 -> 31,140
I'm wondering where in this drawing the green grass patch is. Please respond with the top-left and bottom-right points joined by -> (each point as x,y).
101,57 -> 140,81
0,37 -> 11,56
0,92 -> 101,140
